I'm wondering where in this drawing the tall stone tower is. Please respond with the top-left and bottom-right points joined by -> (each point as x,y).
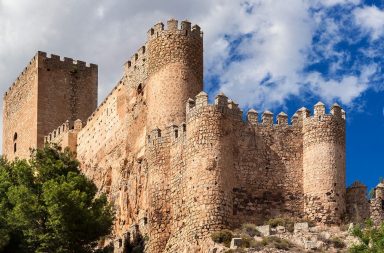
146,19 -> 203,130
2,51 -> 97,159
302,103 -> 346,224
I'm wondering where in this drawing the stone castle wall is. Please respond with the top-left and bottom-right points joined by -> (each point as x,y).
302,103 -> 346,224
2,51 -> 97,160
5,19 -> 373,253
3,54 -> 39,159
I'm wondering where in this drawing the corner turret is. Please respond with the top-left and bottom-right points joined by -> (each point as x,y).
146,19 -> 203,130
302,102 -> 346,224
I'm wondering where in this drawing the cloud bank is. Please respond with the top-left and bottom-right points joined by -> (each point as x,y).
0,0 -> 383,113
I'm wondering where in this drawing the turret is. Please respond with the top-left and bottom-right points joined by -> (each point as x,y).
146,19 -> 203,130
370,182 -> 384,225
302,102 -> 346,224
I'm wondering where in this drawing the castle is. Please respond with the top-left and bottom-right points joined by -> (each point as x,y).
3,19 -> 384,252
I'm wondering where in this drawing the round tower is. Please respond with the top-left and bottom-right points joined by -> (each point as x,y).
302,102 -> 346,224
146,19 -> 203,130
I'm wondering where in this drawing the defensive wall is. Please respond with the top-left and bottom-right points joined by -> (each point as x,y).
4,19 -> 384,253
3,51 -> 97,160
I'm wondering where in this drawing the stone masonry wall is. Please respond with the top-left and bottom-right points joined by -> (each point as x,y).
36,52 -> 97,148
6,19 -> 354,253
346,181 -> 370,223
2,51 -> 97,160
303,104 -> 346,224
146,19 -> 203,130
3,54 -> 39,160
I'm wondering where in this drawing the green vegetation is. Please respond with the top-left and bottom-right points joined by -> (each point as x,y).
211,223 -> 296,251
0,145 -> 114,253
211,229 -> 233,247
267,217 -> 295,232
350,220 -> 384,253
331,237 -> 346,249
261,236 -> 294,250
241,223 -> 261,237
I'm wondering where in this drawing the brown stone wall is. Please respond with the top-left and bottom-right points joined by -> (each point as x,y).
303,106 -> 346,224
6,20 -> 353,253
2,51 -> 97,160
346,181 -> 370,223
146,20 -> 203,130
3,55 -> 39,160
370,184 -> 384,225
36,52 -> 97,147
233,118 -> 304,225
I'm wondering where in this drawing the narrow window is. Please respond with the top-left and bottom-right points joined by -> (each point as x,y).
13,132 -> 17,153
137,84 -> 143,96
175,129 -> 179,138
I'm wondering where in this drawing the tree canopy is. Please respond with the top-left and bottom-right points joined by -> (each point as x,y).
0,145 -> 114,253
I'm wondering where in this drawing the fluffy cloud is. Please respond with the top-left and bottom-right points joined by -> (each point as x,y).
354,6 -> 384,40
0,0 -> 382,126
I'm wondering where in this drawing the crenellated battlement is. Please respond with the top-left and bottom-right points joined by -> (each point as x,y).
124,45 -> 147,71
146,19 -> 202,41
4,51 -> 97,98
37,51 -> 97,69
147,122 -> 187,148
44,119 -> 83,144
302,102 -> 346,122
4,52 -> 39,98
186,91 -> 243,121
245,102 -> 345,129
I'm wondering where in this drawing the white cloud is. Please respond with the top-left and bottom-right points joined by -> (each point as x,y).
0,0 -> 381,151
354,6 -> 384,40
318,0 -> 360,7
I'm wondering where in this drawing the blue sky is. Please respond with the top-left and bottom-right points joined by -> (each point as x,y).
0,0 -> 383,190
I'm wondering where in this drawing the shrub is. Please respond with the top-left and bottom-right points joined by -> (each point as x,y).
262,236 -> 294,250
267,217 -> 295,232
211,229 -> 233,247
331,237 -> 346,249
241,223 -> 261,237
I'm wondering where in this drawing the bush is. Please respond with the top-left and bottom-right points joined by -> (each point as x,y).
211,230 -> 233,247
350,219 -> 384,253
267,217 -> 295,232
262,236 -> 294,250
331,237 -> 345,249
241,223 -> 261,237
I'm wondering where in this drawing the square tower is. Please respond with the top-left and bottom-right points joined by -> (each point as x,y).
2,51 -> 98,160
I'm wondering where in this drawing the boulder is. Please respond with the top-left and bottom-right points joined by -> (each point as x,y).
256,225 -> 271,236
294,222 -> 309,234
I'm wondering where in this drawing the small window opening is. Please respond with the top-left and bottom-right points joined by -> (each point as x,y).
137,84 -> 143,96
14,143 -> 17,153
13,132 -> 17,141
183,124 -> 186,132
381,199 -> 384,210
174,129 -> 178,138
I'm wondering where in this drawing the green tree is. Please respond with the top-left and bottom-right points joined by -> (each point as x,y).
0,145 -> 114,253
350,220 -> 384,253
